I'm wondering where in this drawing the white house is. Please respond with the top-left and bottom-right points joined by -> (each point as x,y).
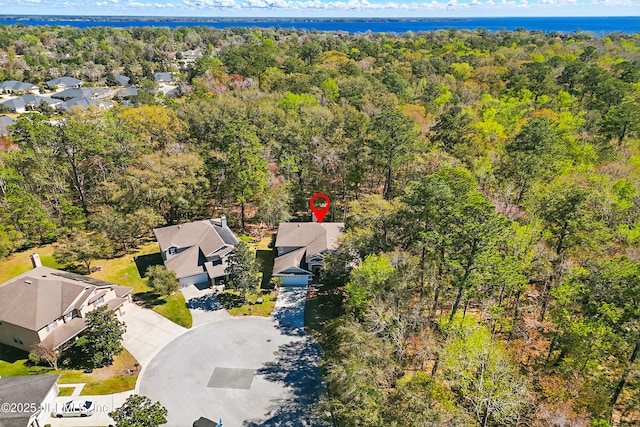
273,222 -> 343,286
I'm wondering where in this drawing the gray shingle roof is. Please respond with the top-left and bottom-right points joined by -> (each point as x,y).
0,375 -> 59,422
0,80 -> 38,92
46,76 -> 83,87
154,219 -> 239,280
273,222 -> 343,275
0,266 -> 132,332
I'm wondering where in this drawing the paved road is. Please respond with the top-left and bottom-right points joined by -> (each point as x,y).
40,390 -> 133,427
138,317 -> 329,427
121,303 -> 187,366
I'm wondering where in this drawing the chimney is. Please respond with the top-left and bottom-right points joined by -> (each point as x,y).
30,253 -> 42,268
221,215 -> 227,228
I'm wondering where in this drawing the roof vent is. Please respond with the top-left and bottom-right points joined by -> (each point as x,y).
178,225 -> 182,229
24,280 -> 32,285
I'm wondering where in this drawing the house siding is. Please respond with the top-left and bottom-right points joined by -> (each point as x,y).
0,321 -> 41,351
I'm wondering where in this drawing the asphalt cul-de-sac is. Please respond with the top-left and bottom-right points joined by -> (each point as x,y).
137,316 -> 330,426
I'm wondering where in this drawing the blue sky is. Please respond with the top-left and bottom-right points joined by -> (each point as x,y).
1,0 -> 639,17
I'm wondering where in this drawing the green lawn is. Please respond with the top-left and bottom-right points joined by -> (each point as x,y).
0,244 -> 61,283
0,242 -> 192,328
152,293 -> 192,328
57,387 -> 74,397
0,344 -> 139,396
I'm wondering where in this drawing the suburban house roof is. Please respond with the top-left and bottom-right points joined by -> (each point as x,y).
0,95 -> 60,112
273,247 -> 310,275
46,76 -> 83,87
58,98 -> 113,111
51,87 -> 106,101
273,222 -> 344,276
153,218 -> 239,280
0,375 -> 59,427
0,80 -> 38,92
154,72 -> 173,83
115,86 -> 139,99
98,74 -> 130,86
0,266 -> 132,332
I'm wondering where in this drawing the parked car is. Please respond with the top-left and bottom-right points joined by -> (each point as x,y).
52,400 -> 96,417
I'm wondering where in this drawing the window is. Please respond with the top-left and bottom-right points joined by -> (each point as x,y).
168,247 -> 177,255
94,296 -> 105,307
13,336 -> 23,345
47,321 -> 57,332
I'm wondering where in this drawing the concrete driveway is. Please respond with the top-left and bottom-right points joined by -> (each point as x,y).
40,390 -> 133,426
138,317 -> 329,426
270,287 -> 308,329
121,303 -> 187,366
182,284 -> 231,327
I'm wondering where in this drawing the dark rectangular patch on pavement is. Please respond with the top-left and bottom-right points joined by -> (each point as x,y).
207,367 -> 255,389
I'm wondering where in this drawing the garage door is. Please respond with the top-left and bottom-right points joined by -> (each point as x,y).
280,275 -> 310,286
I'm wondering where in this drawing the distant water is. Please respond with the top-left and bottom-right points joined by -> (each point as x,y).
0,16 -> 638,34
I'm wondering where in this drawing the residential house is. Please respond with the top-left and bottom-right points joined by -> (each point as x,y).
154,72 -> 174,84
98,74 -> 130,86
45,76 -> 83,91
0,115 -> 14,136
0,375 -> 59,427
273,222 -> 343,286
51,87 -> 106,101
58,98 -> 113,111
153,216 -> 239,287
0,95 -> 61,114
114,86 -> 139,100
0,263 -> 133,352
0,80 -> 39,95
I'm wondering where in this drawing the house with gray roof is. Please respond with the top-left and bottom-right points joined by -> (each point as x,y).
98,73 -> 130,86
0,265 -> 132,352
273,222 -> 343,286
153,216 -> 239,287
51,87 -> 106,101
0,95 -> 61,114
45,76 -> 83,91
0,375 -> 59,427
58,97 -> 113,111
154,72 -> 174,84
0,80 -> 39,95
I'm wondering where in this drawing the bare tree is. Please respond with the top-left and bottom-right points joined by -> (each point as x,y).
32,342 -> 61,370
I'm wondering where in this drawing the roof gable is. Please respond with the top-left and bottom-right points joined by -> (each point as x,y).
0,267 -> 132,331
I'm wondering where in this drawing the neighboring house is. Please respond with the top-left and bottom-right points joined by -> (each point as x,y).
58,97 -> 113,111
98,73 -> 130,86
51,87 -> 106,101
45,76 -> 83,91
0,264 -> 132,352
0,95 -> 61,113
153,216 -> 239,287
0,115 -> 14,136
0,375 -> 59,427
0,80 -> 39,94
273,222 -> 344,286
154,72 -> 174,84
114,86 -> 139,100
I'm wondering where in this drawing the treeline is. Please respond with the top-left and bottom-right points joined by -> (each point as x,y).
0,25 -> 639,425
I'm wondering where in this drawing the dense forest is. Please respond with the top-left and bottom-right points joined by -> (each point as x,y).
0,24 -> 639,426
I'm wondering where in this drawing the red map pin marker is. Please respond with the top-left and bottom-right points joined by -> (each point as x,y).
310,193 -> 330,223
